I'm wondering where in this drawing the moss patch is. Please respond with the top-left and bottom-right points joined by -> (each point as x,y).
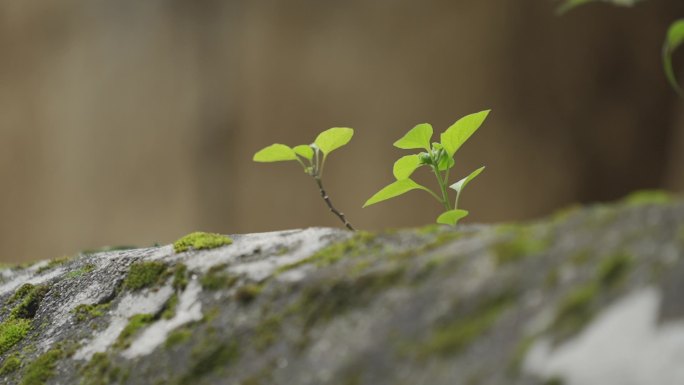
165,328 -> 192,348
551,283 -> 598,340
71,303 -> 110,322
174,232 -> 233,253
172,264 -> 189,291
114,314 -> 155,349
0,352 -> 21,375
200,265 -> 239,291
181,341 -> 239,384
417,294 -> 513,356
492,226 -> 548,265
235,284 -> 263,304
123,262 -> 167,290
10,285 -> 49,319
623,190 -> 672,206
597,253 -> 633,289
278,232 -> 378,272
253,315 -> 283,351
65,264 -> 96,279
0,318 -> 31,354
161,294 -> 179,320
79,353 -> 125,385
20,348 -> 63,385
36,256 -> 71,274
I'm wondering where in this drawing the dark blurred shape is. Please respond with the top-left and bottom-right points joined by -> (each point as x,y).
0,0 -> 683,262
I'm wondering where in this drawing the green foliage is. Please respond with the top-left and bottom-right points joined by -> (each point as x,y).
365,110 -> 490,226
664,19 -> 684,94
173,232 -> 233,253
253,127 -> 356,230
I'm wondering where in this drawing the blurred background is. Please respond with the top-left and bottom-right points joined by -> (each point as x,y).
1,0 -> 683,262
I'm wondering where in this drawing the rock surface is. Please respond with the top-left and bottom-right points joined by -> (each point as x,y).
0,195 -> 683,385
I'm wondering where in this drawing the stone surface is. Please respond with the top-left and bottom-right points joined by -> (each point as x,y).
0,197 -> 683,385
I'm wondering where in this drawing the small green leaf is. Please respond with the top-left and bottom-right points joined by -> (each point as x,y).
393,155 -> 423,180
314,127 -> 354,156
394,123 -> 433,151
436,153 -> 455,171
436,210 -> 469,225
364,179 -> 431,208
440,110 -> 490,157
253,144 -> 298,162
664,19 -> 684,94
449,166 -> 486,194
293,145 -> 314,161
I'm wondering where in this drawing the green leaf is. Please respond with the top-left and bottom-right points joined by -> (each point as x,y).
449,166 -> 486,194
363,179 -> 431,208
440,110 -> 490,157
314,127 -> 354,156
253,144 -> 298,162
664,19 -> 684,94
436,210 -> 469,226
393,155 -> 423,180
556,0 -> 641,15
393,123 -> 433,151
293,145 -> 314,161
436,154 -> 455,171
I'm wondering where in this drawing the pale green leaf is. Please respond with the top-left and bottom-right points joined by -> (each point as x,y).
449,166 -> 486,194
393,155 -> 422,180
314,127 -> 354,156
393,123 -> 433,151
664,19 -> 684,94
440,110 -> 490,157
293,145 -> 314,161
436,209 -> 469,226
363,179 -> 431,208
253,144 -> 298,162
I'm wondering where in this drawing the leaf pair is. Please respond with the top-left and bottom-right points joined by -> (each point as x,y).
364,110 -> 490,226
253,127 -> 354,175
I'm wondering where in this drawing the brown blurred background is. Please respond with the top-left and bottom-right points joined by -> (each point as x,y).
1,0 -> 683,262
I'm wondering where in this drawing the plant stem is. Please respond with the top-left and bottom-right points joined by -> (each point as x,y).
431,166 -> 452,211
313,176 -> 355,231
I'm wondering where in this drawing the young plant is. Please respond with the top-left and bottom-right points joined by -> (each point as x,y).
253,127 -> 356,231
364,110 -> 490,226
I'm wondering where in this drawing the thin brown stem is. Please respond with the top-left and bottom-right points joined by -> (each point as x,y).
313,177 -> 355,231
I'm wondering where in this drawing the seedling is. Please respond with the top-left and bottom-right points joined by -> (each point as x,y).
253,127 -> 356,231
364,110 -> 490,226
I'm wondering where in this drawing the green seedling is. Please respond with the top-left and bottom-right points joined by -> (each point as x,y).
664,19 -> 684,94
364,110 -> 489,226
254,127 -> 356,231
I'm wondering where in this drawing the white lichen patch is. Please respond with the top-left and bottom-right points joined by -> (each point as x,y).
524,287 -> 684,385
74,285 -> 174,361
0,267 -> 66,297
122,279 -> 203,358
179,228 -> 345,281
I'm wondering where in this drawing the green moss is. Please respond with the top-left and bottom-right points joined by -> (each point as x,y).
65,264 -> 96,279
165,328 -> 192,348
181,341 -> 239,384
114,314 -> 155,349
417,294 -> 513,356
123,262 -> 167,290
161,294 -> 179,320
8,284 -> 36,305
20,348 -> 62,385
0,353 -> 21,375
278,232 -> 378,272
508,336 -> 535,374
172,264 -> 189,291
254,315 -> 283,351
79,353 -> 124,385
36,256 -> 71,274
543,377 -> 565,385
200,265 -> 239,290
492,226 -> 548,265
173,232 -> 233,253
10,285 -> 49,320
235,284 -> 263,304
71,303 -> 110,322
623,190 -> 672,206
597,253 -> 633,289
551,283 -> 598,340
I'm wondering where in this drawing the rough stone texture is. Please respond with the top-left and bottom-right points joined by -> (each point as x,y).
0,197 -> 683,385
